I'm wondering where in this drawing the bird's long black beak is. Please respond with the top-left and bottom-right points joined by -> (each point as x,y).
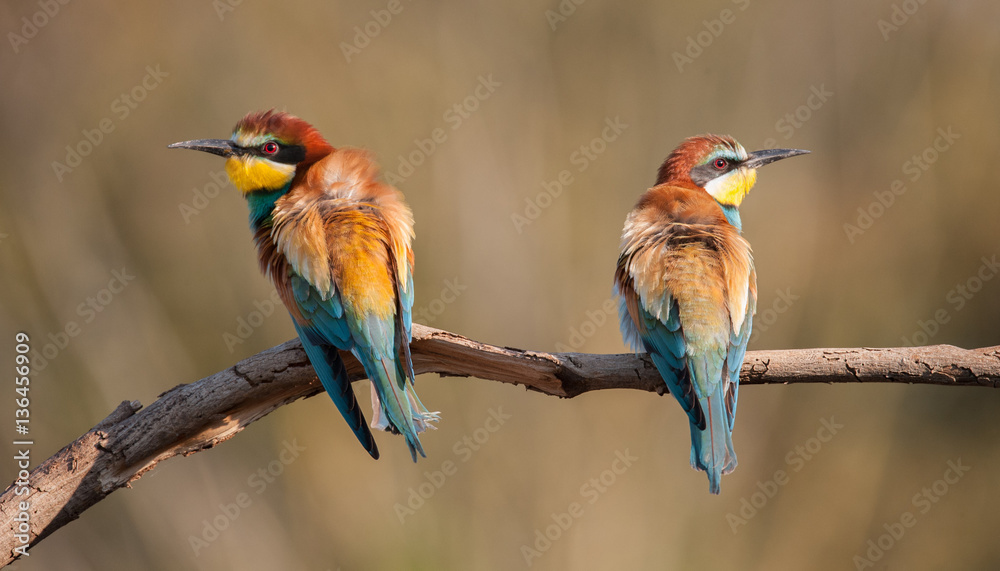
744,147 -> 810,169
168,138 -> 236,158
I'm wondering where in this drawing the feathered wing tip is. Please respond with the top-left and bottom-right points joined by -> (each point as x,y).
293,322 -> 379,460
370,383 -> 441,434
405,388 -> 442,433
365,355 -> 440,463
400,388 -> 441,463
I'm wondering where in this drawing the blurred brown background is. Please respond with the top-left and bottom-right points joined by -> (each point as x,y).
2,0 -> 999,569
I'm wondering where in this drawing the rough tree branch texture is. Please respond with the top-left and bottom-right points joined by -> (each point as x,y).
2,323 -> 999,564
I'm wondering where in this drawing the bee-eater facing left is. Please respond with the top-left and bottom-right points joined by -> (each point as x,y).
615,135 -> 807,493
170,110 -> 438,461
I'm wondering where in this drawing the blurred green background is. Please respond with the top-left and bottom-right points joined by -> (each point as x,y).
2,0 -> 1000,569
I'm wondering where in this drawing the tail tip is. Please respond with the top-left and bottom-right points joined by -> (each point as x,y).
407,436 -> 427,463
708,476 -> 721,495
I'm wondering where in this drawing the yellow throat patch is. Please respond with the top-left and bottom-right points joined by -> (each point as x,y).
705,167 -> 758,207
225,156 -> 296,193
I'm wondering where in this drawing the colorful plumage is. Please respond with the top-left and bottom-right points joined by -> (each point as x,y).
170,110 -> 438,461
614,135 -> 807,493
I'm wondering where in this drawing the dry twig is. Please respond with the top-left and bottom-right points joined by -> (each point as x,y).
2,323 -> 998,564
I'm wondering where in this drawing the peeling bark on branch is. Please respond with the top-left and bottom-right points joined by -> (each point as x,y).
2,323 -> 998,564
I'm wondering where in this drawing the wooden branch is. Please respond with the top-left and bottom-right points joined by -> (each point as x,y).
2,323 -> 998,564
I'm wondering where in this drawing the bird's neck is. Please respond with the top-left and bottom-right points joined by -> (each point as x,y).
718,203 -> 742,232
246,185 -> 291,230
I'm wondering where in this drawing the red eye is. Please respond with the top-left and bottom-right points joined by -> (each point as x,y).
714,158 -> 727,169
262,142 -> 279,155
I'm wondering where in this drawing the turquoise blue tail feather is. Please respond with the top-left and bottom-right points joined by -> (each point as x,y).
290,272 -> 434,462
617,291 -> 753,494
293,318 -> 379,458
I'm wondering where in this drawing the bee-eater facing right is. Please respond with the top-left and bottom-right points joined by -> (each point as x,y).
614,135 -> 807,494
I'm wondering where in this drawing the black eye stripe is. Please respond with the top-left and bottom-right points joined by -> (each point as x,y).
689,157 -> 739,186
243,143 -> 306,164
